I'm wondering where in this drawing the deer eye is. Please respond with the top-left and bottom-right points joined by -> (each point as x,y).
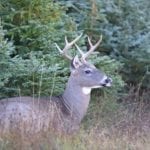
85,70 -> 91,74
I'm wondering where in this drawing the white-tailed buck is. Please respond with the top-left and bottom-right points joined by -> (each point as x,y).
0,34 -> 112,135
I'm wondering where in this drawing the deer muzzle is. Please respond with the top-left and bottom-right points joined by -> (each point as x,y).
100,76 -> 112,87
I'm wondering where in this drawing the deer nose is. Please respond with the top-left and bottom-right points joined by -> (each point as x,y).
105,78 -> 112,84
100,77 -> 112,87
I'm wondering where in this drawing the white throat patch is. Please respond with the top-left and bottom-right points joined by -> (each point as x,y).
82,85 -> 103,95
82,87 -> 92,95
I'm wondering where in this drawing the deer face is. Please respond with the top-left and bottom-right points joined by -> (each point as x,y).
55,34 -> 112,94
70,56 -> 112,91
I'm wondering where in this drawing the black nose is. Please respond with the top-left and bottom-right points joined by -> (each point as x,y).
105,78 -> 111,84
100,77 -> 112,87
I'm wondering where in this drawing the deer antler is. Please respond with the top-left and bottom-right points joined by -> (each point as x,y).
55,34 -> 82,60
75,35 -> 102,62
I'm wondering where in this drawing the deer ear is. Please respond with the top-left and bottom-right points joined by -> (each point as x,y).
71,55 -> 82,70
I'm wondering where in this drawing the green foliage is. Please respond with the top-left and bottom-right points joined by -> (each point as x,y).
1,0 -> 77,55
0,0 -> 79,98
0,22 -> 15,97
60,0 -> 150,89
0,0 -> 124,99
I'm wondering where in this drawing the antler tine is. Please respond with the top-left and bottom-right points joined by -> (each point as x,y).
55,33 -> 82,60
55,43 -> 72,60
82,35 -> 102,61
74,44 -> 84,56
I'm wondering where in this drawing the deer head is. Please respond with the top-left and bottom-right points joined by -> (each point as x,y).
55,34 -> 112,95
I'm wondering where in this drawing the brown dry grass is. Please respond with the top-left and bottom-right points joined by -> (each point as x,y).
0,125 -> 150,150
0,89 -> 149,150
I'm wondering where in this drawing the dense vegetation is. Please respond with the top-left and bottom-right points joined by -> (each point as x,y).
0,0 -> 125,99
0,0 -> 149,149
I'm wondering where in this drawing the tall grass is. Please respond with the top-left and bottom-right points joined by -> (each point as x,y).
0,89 -> 149,150
0,125 -> 150,150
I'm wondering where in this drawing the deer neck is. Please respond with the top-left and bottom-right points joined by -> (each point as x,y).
62,77 -> 91,123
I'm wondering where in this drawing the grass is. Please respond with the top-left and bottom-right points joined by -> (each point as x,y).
0,126 -> 149,150
0,90 -> 149,150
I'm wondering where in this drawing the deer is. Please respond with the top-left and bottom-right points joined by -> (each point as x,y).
0,34 -> 112,136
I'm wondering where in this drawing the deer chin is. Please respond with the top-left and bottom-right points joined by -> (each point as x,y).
82,86 -> 103,95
